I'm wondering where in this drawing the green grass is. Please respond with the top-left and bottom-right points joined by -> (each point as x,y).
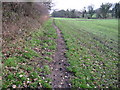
54,18 -> 118,88
0,58 -> 2,89
2,19 -> 57,88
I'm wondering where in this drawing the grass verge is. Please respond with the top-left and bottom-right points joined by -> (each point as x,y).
2,19 -> 57,88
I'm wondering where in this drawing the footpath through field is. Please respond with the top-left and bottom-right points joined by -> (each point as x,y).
48,19 -> 72,88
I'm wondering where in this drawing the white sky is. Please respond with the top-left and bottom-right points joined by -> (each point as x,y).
52,0 -> 119,11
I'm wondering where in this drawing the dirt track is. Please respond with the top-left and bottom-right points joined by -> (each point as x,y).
48,19 -> 72,88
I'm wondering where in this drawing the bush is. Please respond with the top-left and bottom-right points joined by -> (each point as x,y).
2,2 -> 49,50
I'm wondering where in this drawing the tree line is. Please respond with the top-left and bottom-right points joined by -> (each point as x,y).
52,2 -> 120,19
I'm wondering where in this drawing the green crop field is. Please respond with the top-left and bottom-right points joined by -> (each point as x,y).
54,18 -> 118,88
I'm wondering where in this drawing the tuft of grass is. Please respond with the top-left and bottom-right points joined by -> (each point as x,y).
23,47 -> 40,59
4,57 -> 17,67
44,56 -> 52,61
43,65 -> 51,74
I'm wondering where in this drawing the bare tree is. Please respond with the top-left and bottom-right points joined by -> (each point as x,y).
112,3 -> 120,18
88,5 -> 94,18
100,3 -> 112,18
82,7 -> 87,18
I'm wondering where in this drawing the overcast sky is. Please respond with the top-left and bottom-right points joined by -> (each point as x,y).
52,0 -> 119,11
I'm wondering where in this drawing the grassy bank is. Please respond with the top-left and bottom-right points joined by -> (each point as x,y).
2,19 -> 57,88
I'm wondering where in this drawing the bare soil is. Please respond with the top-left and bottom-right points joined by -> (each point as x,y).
48,19 -> 72,88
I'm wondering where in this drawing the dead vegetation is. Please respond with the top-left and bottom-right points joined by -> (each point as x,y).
2,2 -> 49,57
